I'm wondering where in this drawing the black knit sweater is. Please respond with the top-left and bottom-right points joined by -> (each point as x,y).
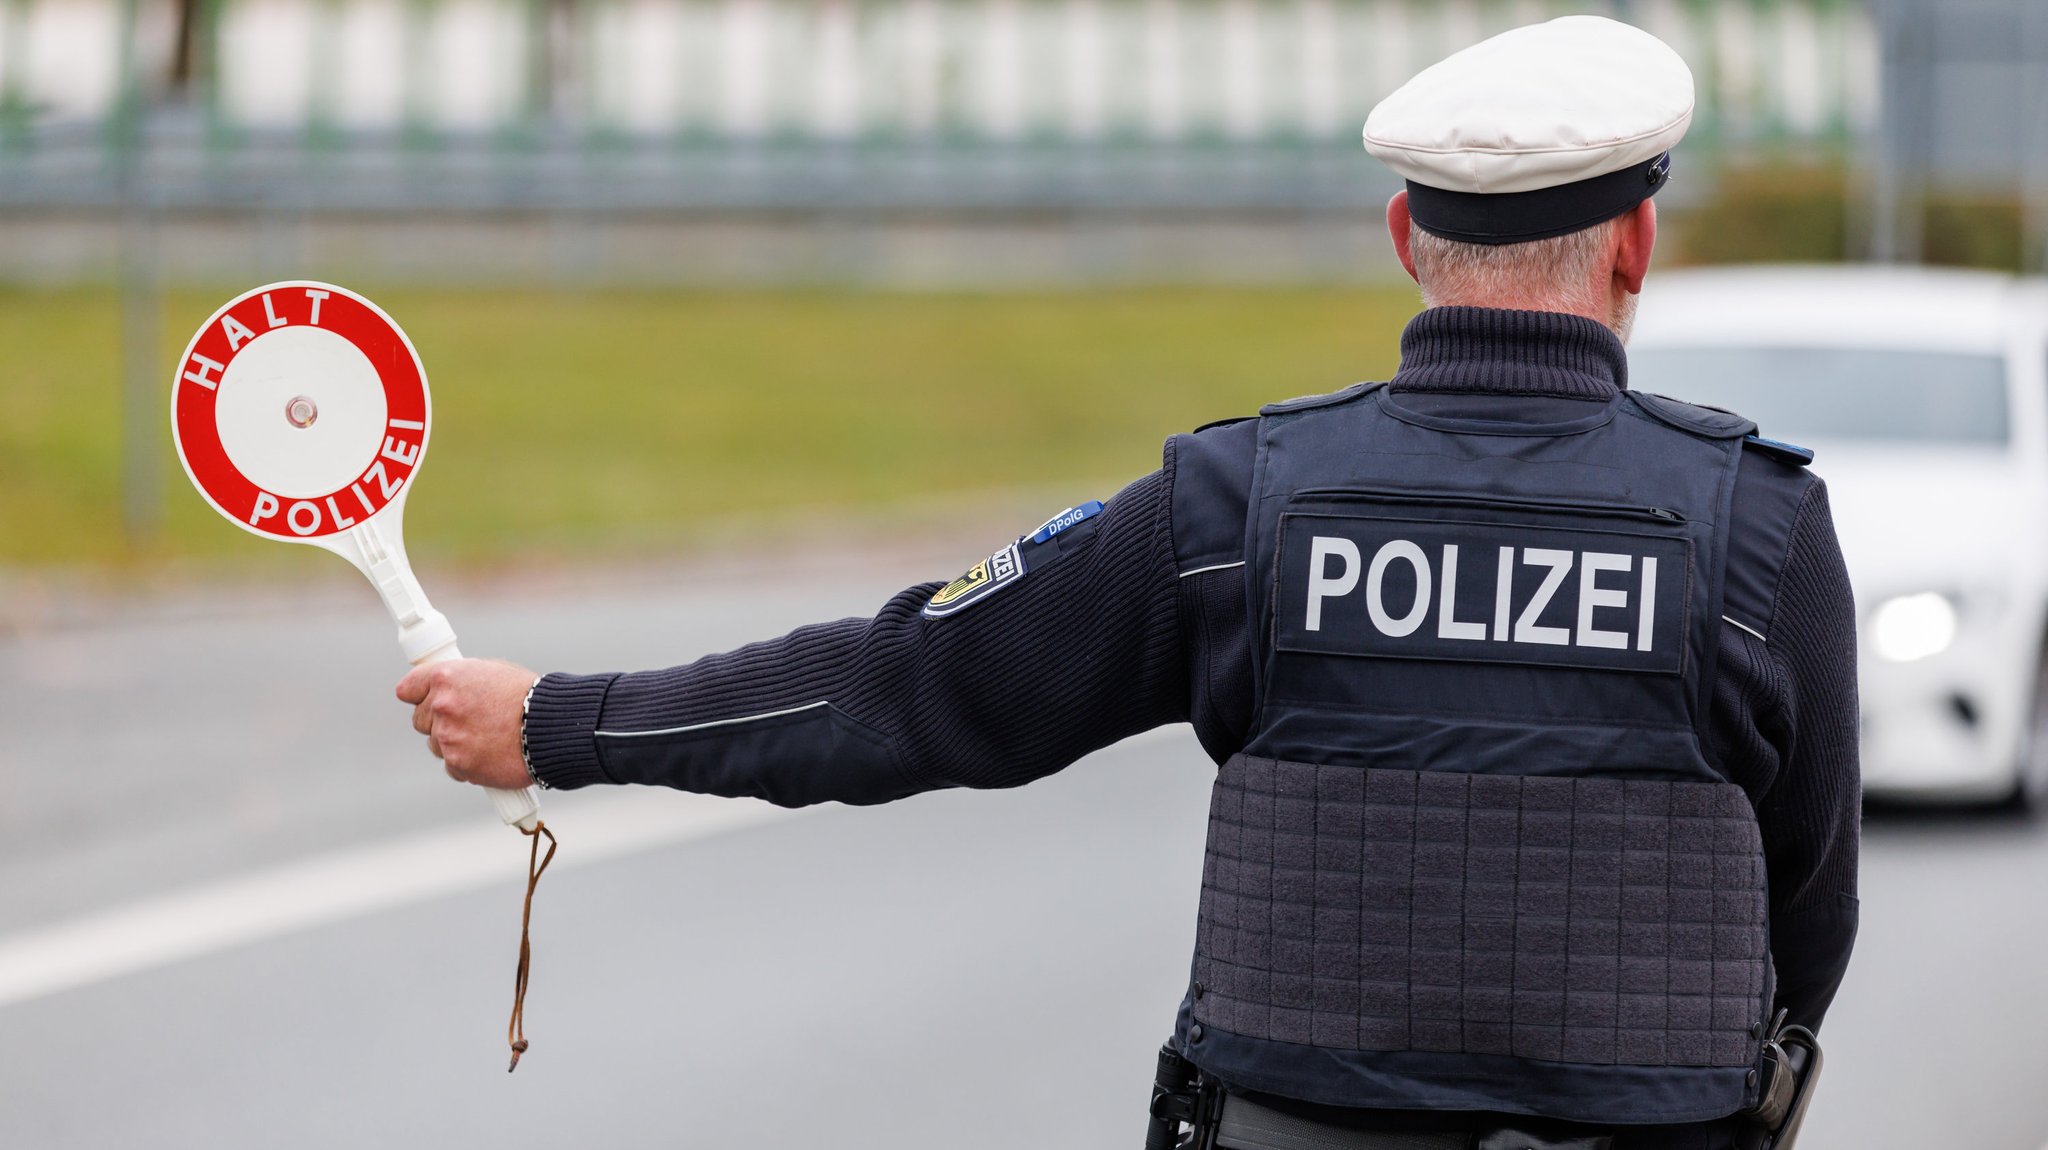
525,306 -> 1861,1060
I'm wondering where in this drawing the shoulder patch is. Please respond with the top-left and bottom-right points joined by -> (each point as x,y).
923,541 -> 1026,619
1629,392 -> 1758,439
1743,434 -> 1815,467
924,498 -> 1109,619
1192,415 -> 1254,434
1258,381 -> 1385,417
1030,500 -> 1103,543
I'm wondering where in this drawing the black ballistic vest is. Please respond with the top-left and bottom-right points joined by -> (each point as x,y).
1174,384 -> 1772,1127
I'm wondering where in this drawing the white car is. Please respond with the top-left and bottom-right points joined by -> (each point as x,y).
1628,266 -> 2048,805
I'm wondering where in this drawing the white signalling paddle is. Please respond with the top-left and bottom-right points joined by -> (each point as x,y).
172,281 -> 554,1069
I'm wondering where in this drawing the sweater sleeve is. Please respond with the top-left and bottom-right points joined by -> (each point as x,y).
523,450 -> 1190,807
1749,478 -> 1862,1032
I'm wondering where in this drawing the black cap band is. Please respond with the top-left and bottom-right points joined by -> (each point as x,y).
1406,152 -> 1671,245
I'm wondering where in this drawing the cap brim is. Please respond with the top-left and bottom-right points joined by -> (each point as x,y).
1406,153 -> 1672,245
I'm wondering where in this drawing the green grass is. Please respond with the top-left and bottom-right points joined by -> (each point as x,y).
0,286 -> 1420,572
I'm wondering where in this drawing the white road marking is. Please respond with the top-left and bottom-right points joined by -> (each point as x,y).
0,726 -> 1193,1011
0,792 -> 804,1009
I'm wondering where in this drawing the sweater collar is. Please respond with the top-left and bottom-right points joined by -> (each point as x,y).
1389,306 -> 1628,400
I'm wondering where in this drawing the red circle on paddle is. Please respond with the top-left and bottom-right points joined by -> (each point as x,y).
171,282 -> 433,543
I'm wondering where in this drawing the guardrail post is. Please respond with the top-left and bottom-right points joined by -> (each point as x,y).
0,0 -> 28,153
115,0 -> 162,548
2023,0 -> 2048,272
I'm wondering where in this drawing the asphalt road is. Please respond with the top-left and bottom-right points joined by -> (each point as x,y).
2,557 -> 2045,1149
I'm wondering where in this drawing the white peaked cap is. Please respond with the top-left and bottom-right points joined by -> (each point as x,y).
1363,15 -> 1695,244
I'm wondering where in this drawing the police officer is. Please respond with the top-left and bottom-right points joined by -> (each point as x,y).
398,16 -> 1858,1149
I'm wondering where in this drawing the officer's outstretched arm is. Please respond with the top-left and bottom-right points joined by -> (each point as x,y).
522,468 -> 1190,807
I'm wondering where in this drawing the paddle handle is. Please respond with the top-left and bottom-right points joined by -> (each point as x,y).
354,518 -> 542,834
413,632 -> 543,833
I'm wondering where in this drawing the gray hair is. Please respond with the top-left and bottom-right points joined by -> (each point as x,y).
1409,219 -> 1622,318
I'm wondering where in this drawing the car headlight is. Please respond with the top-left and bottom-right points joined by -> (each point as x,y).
1871,592 -> 1959,663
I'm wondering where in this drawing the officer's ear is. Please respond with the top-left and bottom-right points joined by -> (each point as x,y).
1614,200 -> 1658,296
1386,191 -> 1421,284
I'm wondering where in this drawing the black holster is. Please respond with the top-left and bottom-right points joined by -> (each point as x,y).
1735,1016 -> 1824,1150
1146,1043 -> 1222,1150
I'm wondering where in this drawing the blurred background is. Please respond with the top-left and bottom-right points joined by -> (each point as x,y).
4,1 -> 2048,1147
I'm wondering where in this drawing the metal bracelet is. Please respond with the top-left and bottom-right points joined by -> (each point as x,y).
520,674 -> 549,789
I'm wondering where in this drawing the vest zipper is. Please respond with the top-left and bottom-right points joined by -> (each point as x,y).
1293,487 -> 1689,525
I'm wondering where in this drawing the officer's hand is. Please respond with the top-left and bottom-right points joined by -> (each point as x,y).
394,658 -> 539,791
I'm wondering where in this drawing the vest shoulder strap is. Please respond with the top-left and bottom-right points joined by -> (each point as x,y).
1630,391 -> 1814,468
1628,390 -> 1757,439
1257,381 -> 1386,417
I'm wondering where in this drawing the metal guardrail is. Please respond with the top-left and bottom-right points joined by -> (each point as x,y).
0,0 -> 1877,213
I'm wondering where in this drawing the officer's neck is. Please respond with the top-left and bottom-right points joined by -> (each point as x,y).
1390,306 -> 1626,402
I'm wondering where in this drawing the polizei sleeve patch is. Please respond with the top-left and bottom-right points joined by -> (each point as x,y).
923,541 -> 1026,619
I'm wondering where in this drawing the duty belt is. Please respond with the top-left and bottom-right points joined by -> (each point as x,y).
1146,1044 -> 1613,1150
1214,1096 -> 1610,1150
1144,1022 -> 1823,1150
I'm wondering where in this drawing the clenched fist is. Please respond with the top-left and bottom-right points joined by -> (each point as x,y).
395,658 -> 541,790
